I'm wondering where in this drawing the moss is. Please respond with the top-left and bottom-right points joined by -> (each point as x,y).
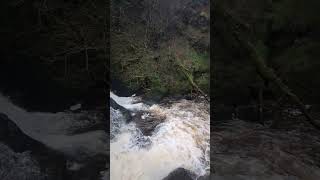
110,0 -> 210,98
111,39 -> 210,97
188,50 -> 210,72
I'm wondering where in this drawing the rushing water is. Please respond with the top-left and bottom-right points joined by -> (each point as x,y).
0,94 -> 108,158
109,92 -> 210,180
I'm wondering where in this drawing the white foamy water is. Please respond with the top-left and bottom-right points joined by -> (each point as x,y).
0,94 -> 108,158
110,91 -> 148,111
109,92 -> 210,180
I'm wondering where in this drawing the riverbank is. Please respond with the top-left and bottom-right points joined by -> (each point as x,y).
212,119 -> 320,179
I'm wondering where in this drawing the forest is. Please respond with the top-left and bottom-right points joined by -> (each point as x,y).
0,0 -> 320,179
109,0 -> 210,179
213,0 -> 320,179
110,0 -> 210,101
0,0 -> 107,112
0,0 -> 210,180
0,0 -> 109,179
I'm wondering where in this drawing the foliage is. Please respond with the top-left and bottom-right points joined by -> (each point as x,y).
213,0 -> 320,104
111,0 -> 210,99
0,0 -> 108,108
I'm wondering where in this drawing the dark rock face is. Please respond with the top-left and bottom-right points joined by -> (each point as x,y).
0,112 -> 109,180
111,78 -> 136,97
162,168 -> 196,180
110,97 -> 132,122
110,93 -> 165,136
131,111 -> 166,136
0,113 -> 67,179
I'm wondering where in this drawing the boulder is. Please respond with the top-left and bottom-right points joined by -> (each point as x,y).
132,111 -> 166,136
110,97 -> 132,122
163,168 -> 196,180
70,103 -> 82,111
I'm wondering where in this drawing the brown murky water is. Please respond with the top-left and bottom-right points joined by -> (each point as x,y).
109,93 -> 210,180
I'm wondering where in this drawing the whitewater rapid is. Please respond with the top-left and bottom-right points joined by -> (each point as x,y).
109,92 -> 210,180
0,94 -> 108,158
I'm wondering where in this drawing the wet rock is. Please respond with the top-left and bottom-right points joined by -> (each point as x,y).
132,111 -> 166,136
110,97 -> 132,122
66,111 -> 106,135
111,78 -> 136,97
0,112 -> 109,180
0,142 -> 45,180
67,155 -> 108,180
198,173 -> 210,180
70,104 -> 82,111
162,168 -> 196,180
0,113 -> 67,179
213,119 -> 320,180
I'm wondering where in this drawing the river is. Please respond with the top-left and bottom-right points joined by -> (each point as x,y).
108,92 -> 210,180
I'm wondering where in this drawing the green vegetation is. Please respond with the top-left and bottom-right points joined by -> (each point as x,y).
213,0 -> 320,105
111,0 -> 210,99
0,0 -> 108,109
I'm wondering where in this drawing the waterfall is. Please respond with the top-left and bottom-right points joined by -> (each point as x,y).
109,92 -> 210,180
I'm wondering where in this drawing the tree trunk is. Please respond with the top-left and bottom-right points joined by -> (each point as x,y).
258,87 -> 264,124
217,4 -> 320,129
246,42 -> 320,129
64,55 -> 68,80
176,61 -> 209,102
85,47 -> 89,72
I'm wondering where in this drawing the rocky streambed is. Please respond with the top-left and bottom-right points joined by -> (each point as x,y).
212,119 -> 320,180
